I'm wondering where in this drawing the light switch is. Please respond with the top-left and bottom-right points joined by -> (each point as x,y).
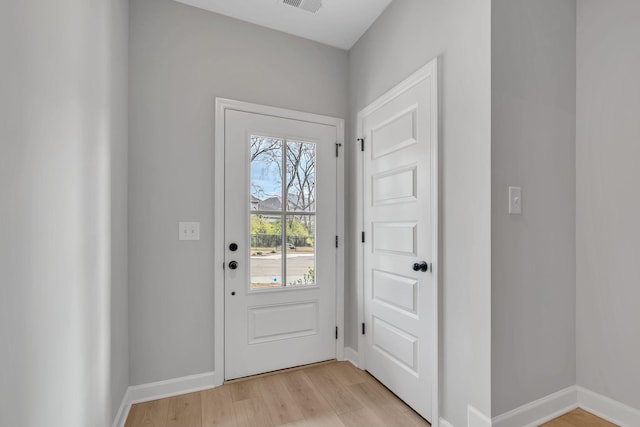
509,187 -> 522,215
179,222 -> 200,241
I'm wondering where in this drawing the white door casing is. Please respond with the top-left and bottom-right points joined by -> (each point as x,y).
216,101 -> 345,381
357,59 -> 439,423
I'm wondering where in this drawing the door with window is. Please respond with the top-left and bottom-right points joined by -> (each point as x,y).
224,110 -> 338,380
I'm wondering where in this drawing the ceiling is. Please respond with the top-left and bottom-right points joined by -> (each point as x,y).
173,0 -> 393,50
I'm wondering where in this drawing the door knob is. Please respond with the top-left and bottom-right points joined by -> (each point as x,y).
228,261 -> 238,270
229,243 -> 238,252
412,261 -> 429,272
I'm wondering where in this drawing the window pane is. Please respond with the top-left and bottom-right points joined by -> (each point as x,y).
286,141 -> 316,212
251,136 -> 283,212
250,214 -> 282,289
285,215 -> 315,287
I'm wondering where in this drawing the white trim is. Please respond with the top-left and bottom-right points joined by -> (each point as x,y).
491,385 -> 640,427
111,372 -> 217,427
355,124 -> 365,369
335,110 -> 346,362
468,406 -> 492,427
127,371 -> 217,404
214,98 -> 345,382
577,386 -> 640,427
439,418 -> 455,427
111,389 -> 132,427
355,58 -> 440,427
344,346 -> 361,368
492,386 -> 578,427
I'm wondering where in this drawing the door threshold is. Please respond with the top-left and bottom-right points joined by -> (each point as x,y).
224,359 -> 336,384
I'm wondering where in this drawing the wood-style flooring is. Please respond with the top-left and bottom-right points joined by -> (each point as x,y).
541,408 -> 618,427
125,362 -> 616,427
124,361 -> 430,427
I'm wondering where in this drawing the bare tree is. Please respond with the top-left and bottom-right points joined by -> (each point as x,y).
251,136 -> 316,217
250,136 -> 281,162
285,142 -> 315,229
251,136 -> 282,203
251,136 -> 316,229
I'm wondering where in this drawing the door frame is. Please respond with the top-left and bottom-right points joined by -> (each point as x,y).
355,59 -> 440,425
214,98 -> 345,386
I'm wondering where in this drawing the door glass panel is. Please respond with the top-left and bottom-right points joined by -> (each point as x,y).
286,215 -> 316,287
250,214 -> 282,289
251,136 -> 283,211
249,137 -> 317,290
286,141 -> 316,212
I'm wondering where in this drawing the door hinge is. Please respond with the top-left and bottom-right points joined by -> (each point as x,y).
361,232 -> 365,243
336,326 -> 339,340
358,138 -> 365,152
362,322 -> 366,335
335,236 -> 339,248
335,142 -> 342,157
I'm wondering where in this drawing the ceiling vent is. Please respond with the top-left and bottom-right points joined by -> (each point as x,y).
282,0 -> 323,14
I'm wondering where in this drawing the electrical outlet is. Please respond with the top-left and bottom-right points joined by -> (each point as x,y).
179,222 -> 200,241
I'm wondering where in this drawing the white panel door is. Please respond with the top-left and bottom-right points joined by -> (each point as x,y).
224,110 -> 338,380
361,61 -> 438,422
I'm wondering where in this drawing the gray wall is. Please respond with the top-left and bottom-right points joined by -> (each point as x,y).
491,0 -> 577,416
128,0 -> 348,385
576,0 -> 640,411
110,0 -> 130,420
348,1 -> 492,425
0,0 -> 129,425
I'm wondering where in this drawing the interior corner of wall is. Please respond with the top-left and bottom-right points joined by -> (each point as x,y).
439,417 -> 456,427
468,405 -> 493,427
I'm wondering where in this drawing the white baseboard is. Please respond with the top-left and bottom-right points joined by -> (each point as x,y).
492,386 -> 578,427
439,417 -> 455,427
111,371 -> 217,427
438,408 -> 490,427
577,386 -> 640,427
128,371 -> 216,404
112,388 -> 132,427
492,385 -> 640,427
468,405 -> 492,427
344,346 -> 361,368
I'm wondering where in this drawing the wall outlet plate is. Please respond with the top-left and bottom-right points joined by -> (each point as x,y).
179,222 -> 200,240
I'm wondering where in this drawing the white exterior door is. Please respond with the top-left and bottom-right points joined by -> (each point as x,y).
224,109 -> 338,380
360,60 -> 438,421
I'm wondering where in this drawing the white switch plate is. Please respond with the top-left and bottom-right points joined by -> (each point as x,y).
179,222 -> 200,241
509,187 -> 522,215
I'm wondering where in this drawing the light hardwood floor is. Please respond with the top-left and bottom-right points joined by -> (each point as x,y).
541,408 -> 618,427
125,361 -> 430,427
